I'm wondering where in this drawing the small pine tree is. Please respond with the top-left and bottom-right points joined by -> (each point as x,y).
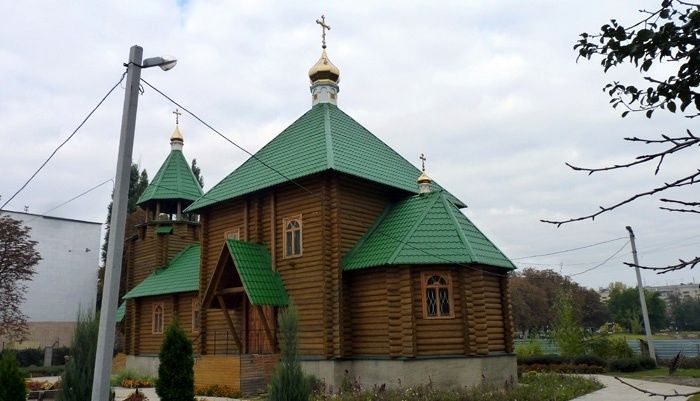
59,309 -> 99,401
268,305 -> 310,401
156,318 -> 194,401
0,349 -> 27,401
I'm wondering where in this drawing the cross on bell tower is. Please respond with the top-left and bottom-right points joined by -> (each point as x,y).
316,15 -> 331,49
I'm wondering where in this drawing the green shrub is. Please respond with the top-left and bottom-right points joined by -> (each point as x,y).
268,305 -> 310,401
156,318 -> 194,401
0,349 -> 27,401
638,356 -> 657,370
58,309 -> 98,401
515,341 -> 544,358
553,291 -> 586,357
518,363 -> 606,375
608,357 -> 642,372
111,369 -> 155,388
518,354 -> 570,366
15,348 -> 43,367
586,335 -> 634,359
572,355 -> 606,367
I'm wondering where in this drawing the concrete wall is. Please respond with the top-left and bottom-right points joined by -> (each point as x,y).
126,355 -> 160,377
301,354 -> 517,390
2,211 -> 101,322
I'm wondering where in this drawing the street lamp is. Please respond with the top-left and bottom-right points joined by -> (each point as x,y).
91,45 -> 176,401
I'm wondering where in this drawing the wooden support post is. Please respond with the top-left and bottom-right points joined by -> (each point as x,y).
255,305 -> 277,352
217,296 -> 243,353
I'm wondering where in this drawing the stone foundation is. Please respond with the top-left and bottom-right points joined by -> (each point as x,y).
301,354 -> 516,389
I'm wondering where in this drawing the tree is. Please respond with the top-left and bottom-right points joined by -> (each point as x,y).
0,213 -> 41,341
191,158 -> 204,188
543,0 -> 700,274
668,293 -> 700,330
552,290 -> 587,357
156,318 -> 194,401
267,305 -> 310,401
59,309 -> 98,401
607,283 -> 668,332
510,268 -> 609,334
97,164 -> 148,309
0,349 -> 27,401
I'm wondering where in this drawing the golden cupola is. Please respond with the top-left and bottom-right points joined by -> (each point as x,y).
308,49 -> 340,84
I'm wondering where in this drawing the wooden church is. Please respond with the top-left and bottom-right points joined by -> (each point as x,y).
121,18 -> 517,394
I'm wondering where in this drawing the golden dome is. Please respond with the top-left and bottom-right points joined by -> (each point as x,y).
308,49 -> 340,84
417,171 -> 432,184
170,125 -> 183,143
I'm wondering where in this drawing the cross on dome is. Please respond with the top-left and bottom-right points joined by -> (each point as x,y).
173,108 -> 182,125
316,15 -> 331,49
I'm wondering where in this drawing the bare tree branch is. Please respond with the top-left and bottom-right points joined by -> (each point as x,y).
660,198 -> 700,207
614,376 -> 700,399
566,131 -> 699,175
625,256 -> 700,274
541,170 -> 700,226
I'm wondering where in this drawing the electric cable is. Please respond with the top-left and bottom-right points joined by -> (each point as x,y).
568,240 -> 631,277
24,178 -> 114,223
512,236 -> 628,260
1,71 -> 127,210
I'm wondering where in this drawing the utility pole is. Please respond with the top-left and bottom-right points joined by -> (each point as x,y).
91,45 -> 143,401
626,226 -> 656,361
91,46 -> 176,401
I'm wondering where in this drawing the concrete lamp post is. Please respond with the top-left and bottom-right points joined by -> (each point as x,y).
91,45 -> 176,401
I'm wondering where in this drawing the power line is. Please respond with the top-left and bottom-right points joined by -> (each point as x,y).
1,71 -> 127,210
568,240 -> 630,277
512,236 -> 628,260
24,178 -> 114,223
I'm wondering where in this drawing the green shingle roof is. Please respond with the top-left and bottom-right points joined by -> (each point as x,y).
123,245 -> 200,299
185,103 -> 465,212
342,191 -> 515,271
226,240 -> 289,306
116,302 -> 125,323
137,149 -> 203,206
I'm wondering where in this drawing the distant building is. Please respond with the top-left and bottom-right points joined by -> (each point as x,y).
645,283 -> 700,303
0,210 -> 101,347
598,287 -> 610,303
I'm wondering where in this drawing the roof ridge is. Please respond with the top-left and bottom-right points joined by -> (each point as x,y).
441,193 -> 476,263
450,204 -> 516,268
386,193 -> 441,264
324,104 -> 335,169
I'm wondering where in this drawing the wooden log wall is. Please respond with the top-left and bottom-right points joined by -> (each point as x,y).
124,220 -> 199,355
348,268 -> 389,355
132,292 -> 197,355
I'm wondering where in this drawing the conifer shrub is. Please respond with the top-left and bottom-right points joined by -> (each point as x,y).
0,349 -> 27,401
58,309 -> 98,401
268,305 -> 311,401
156,318 -> 194,401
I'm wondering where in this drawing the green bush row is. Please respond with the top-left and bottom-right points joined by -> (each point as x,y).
12,347 -> 70,368
607,357 -> 656,372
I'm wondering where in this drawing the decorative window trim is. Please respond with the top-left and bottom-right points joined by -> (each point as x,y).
283,214 -> 303,258
152,303 -> 165,334
224,228 -> 241,240
192,298 -> 200,333
420,272 -> 455,319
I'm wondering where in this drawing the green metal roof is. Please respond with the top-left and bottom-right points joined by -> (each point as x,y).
185,103 -> 465,212
123,245 -> 200,299
155,225 -> 173,235
226,239 -> 289,306
116,302 -> 125,323
137,149 -> 203,206
342,191 -> 515,271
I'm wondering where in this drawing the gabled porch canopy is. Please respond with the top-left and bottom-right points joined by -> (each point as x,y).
202,239 -> 288,353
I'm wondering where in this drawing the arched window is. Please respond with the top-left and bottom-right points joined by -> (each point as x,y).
152,303 -> 164,334
422,273 -> 454,318
283,215 -> 302,257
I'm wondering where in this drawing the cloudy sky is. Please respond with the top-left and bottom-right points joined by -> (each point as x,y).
1,0 -> 697,290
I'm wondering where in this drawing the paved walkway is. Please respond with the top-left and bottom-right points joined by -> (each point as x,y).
574,375 -> 700,401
